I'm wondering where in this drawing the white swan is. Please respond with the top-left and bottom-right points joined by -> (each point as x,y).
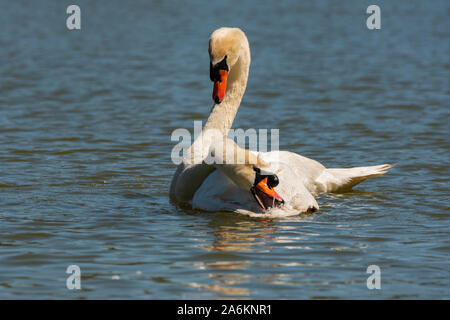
169,27 -> 392,216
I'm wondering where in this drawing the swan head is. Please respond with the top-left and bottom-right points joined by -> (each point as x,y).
209,27 -> 246,104
216,161 -> 284,212
250,167 -> 285,212
211,139 -> 284,212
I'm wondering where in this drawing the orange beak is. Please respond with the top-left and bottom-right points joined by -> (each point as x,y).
255,177 -> 283,202
212,70 -> 228,104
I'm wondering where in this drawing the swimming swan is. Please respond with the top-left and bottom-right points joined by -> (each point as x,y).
169,27 -> 392,216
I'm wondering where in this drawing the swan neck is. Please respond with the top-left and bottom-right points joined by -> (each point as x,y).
204,42 -> 250,136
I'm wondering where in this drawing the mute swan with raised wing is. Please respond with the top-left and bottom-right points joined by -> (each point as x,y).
169,27 -> 392,216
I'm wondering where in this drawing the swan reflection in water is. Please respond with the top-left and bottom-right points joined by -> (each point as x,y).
185,213 -> 317,297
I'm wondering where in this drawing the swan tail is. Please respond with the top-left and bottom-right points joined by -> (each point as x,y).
316,164 -> 394,193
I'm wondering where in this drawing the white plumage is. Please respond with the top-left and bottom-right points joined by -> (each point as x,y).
170,27 -> 392,216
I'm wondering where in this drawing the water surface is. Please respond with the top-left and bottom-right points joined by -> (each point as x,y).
0,0 -> 449,299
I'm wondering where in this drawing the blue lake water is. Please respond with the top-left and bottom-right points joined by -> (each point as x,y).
0,0 -> 448,299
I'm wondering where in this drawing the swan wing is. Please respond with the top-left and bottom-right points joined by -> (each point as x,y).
192,150 -> 321,214
315,164 -> 394,193
257,150 -> 325,194
257,151 -> 320,212
192,169 -> 260,212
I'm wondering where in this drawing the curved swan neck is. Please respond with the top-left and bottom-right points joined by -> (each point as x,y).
204,36 -> 250,136
170,30 -> 251,203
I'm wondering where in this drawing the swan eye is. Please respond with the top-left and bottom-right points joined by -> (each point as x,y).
253,167 -> 261,173
210,55 -> 229,82
217,55 -> 229,71
210,62 -> 218,82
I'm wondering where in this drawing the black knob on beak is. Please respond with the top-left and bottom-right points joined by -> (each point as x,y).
253,167 -> 280,188
267,174 -> 279,188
